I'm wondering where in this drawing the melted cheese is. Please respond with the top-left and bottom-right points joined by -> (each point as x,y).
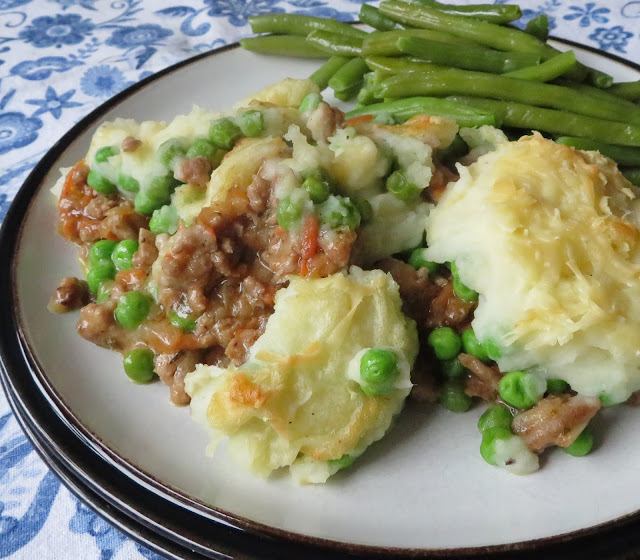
184,267 -> 418,483
426,133 -> 640,403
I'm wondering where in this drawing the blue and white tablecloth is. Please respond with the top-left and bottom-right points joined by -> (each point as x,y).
1,1 -> 639,558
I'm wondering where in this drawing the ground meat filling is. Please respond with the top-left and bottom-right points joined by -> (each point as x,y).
512,395 -> 601,452
48,277 -> 90,313
458,353 -> 502,401
60,153 -> 359,405
58,161 -> 148,244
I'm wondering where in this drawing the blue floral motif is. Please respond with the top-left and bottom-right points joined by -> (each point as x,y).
512,9 -> 558,32
0,194 -> 8,223
204,0 -> 285,27
564,3 -> 609,27
0,413 -> 61,557
10,56 -> 83,81
622,1 -> 640,18
0,112 -> 42,155
18,13 -> 95,48
106,23 -> 172,49
292,6 -> 355,21
69,501 -> 128,560
106,23 -> 173,67
26,86 -> 82,119
80,65 -> 134,97
48,0 -> 97,10
0,0 -> 31,8
588,25 -> 634,53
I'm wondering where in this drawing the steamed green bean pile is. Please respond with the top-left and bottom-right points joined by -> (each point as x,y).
240,1 -> 640,183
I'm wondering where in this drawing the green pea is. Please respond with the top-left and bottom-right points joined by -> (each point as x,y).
209,117 -> 242,150
301,174 -> 330,204
115,291 -> 151,329
276,196 -> 305,230
450,261 -> 479,302
169,311 -> 197,333
498,370 -> 546,410
157,138 -> 188,168
441,357 -> 465,380
352,196 -> 373,225
563,430 -> 593,457
88,240 -> 117,266
439,380 -> 472,413
123,348 -> 156,384
96,281 -> 113,304
427,327 -> 461,361
386,170 -> 421,203
408,248 -> 438,274
87,170 -> 117,195
478,404 -> 513,434
461,329 -> 490,362
86,260 -> 116,294
117,172 -> 140,193
134,190 -> 162,215
599,393 -> 619,407
480,427 -> 513,466
546,378 -> 570,394
149,204 -> 179,235
360,348 -> 399,395
328,454 -> 356,471
147,175 -> 174,204
111,239 -> 139,271
95,145 -> 119,163
318,195 -> 361,230
238,110 -> 265,137
453,276 -> 479,301
483,338 -> 501,361
185,138 -> 219,162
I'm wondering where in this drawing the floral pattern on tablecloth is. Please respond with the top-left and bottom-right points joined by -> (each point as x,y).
0,1 -> 639,558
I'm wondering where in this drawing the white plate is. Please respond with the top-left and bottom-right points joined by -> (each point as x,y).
8,39 -> 640,552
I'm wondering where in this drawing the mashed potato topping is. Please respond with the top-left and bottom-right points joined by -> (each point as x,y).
426,133 -> 640,403
185,267 -> 418,483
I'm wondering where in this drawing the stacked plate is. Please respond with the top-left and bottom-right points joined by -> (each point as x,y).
2,40 -> 640,559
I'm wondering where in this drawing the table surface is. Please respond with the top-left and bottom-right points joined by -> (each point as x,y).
1,1 -> 639,558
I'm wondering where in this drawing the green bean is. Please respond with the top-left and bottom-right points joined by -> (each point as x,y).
345,96 -> 496,127
408,0 -> 522,24
306,30 -> 363,57
396,36 -> 540,74
622,168 -> 640,186
364,55 -> 443,75
310,55 -> 350,90
524,14 -> 549,42
589,69 -> 614,88
356,71 -> 384,105
359,4 -> 404,31
248,14 -> 365,38
333,82 -> 362,102
608,80 -> 640,102
239,35 -> 328,58
329,57 -> 369,92
447,96 -> 640,147
379,1 -> 553,56
503,50 -> 576,82
556,137 -> 640,166
376,70 -> 640,125
557,80 -> 640,113
362,29 -> 482,57
378,1 -> 588,82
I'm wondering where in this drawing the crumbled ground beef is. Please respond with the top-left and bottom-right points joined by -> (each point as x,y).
512,395 -> 601,452
60,153 -> 357,405
48,277 -> 89,313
